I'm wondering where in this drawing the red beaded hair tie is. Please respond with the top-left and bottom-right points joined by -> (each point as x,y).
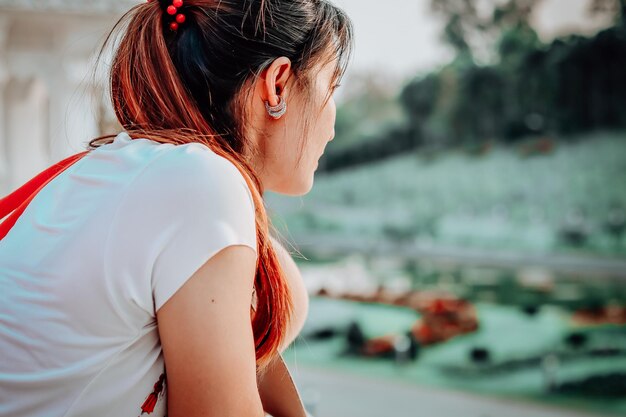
147,0 -> 186,32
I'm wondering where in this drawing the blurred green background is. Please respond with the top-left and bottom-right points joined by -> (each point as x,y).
268,1 -> 626,416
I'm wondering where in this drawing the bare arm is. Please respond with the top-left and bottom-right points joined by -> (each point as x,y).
157,245 -> 265,417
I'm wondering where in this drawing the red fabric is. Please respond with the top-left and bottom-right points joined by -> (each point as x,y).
140,394 -> 158,414
140,373 -> 166,414
0,151 -> 89,240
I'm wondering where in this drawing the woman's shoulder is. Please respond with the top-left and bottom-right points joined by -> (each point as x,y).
100,132 -> 254,208
92,132 -> 257,253
112,132 -> 248,187
93,133 -> 258,316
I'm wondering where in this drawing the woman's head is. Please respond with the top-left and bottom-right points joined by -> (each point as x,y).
104,0 -> 352,195
93,0 -> 353,374
246,54 -> 340,195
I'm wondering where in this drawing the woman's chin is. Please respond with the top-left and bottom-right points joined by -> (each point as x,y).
271,173 -> 315,197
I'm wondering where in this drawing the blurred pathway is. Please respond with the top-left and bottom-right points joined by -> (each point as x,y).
289,365 -> 613,417
293,234 -> 626,279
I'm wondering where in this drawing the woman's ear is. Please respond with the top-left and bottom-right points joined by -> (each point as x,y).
263,57 -> 292,106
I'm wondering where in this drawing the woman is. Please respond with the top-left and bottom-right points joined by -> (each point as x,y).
0,0 -> 353,416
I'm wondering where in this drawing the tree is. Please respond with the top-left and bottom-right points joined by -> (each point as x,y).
400,73 -> 441,146
590,0 -> 626,27
430,0 -> 542,63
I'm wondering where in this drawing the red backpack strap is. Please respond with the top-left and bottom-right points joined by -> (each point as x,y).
0,151 -> 90,240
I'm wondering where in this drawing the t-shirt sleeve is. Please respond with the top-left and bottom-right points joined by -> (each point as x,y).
105,144 -> 258,315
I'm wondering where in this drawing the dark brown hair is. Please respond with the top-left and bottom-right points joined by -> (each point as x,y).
90,0 -> 353,375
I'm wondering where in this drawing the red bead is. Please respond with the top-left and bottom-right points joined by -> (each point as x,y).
167,5 -> 177,15
176,13 -> 186,24
172,0 -> 183,8
169,22 -> 179,31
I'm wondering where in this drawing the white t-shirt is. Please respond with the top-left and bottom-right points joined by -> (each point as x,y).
0,132 -> 258,417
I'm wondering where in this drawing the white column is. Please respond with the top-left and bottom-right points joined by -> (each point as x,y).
5,77 -> 51,190
0,16 -> 10,195
48,22 -> 102,162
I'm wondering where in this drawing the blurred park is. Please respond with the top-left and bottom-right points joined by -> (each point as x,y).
0,0 -> 625,416
267,0 -> 626,416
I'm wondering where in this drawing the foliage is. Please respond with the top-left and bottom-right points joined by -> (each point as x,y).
590,0 -> 626,27
323,1 -> 626,172
409,25 -> 626,147
430,0 -> 540,62
327,73 -> 407,153
277,132 -> 626,257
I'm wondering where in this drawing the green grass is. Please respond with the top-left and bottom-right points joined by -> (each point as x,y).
267,131 -> 626,257
284,296 -> 626,416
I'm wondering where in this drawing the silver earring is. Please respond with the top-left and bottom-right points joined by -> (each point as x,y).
265,95 -> 287,119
